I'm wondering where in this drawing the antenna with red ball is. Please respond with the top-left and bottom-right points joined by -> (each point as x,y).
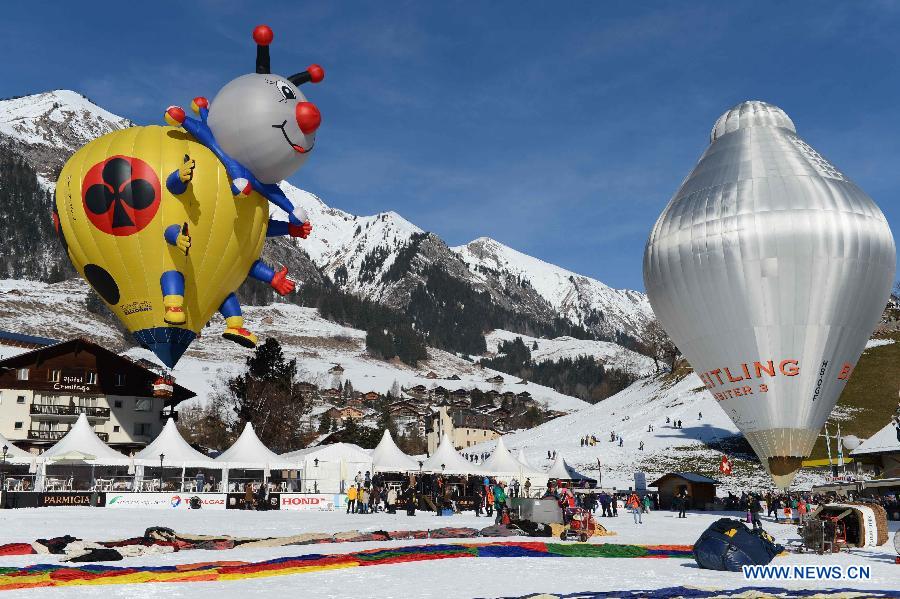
254,24 -> 273,74
289,64 -> 325,86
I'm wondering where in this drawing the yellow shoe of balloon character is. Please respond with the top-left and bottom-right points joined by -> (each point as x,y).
222,316 -> 258,348
163,295 -> 187,325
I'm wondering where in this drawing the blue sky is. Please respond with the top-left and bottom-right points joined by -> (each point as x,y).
3,2 -> 900,290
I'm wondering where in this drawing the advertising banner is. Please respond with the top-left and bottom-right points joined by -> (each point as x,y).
39,492 -> 105,507
105,493 -> 226,510
226,493 -> 281,510
279,493 -> 347,511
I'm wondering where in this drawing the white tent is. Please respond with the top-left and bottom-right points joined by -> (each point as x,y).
283,442 -> 373,493
481,437 -> 528,478
514,448 -> 540,472
135,419 -> 218,467
0,432 -> 31,462
422,434 -> 481,475
40,414 -> 130,464
851,421 -> 899,457
215,422 -> 298,470
546,454 -> 596,483
371,430 -> 418,473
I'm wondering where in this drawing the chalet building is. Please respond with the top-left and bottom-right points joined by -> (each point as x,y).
432,386 -> 449,398
298,382 -> 318,393
328,364 -> 345,375
321,388 -> 341,400
516,391 -> 532,400
486,374 -> 504,384
425,371 -> 439,379
0,338 -> 194,454
325,406 -> 365,423
405,384 -> 428,399
451,388 -> 468,399
426,405 -> 500,453
362,391 -> 381,402
447,374 -> 461,381
389,401 -> 425,436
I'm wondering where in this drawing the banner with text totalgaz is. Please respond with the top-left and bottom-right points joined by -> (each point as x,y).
279,493 -> 347,511
105,493 -> 227,509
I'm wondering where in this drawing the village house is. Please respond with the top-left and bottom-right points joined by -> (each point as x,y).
426,405 -> 500,453
0,337 -> 194,454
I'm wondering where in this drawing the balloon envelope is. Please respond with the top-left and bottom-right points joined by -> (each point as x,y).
55,126 -> 269,367
643,101 -> 895,488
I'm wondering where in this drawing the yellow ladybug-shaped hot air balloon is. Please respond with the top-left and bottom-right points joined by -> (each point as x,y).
54,24 -> 324,368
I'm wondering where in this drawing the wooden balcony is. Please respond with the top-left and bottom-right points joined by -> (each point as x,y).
29,404 -> 110,419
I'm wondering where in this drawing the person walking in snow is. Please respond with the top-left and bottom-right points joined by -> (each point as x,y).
618,437 -> 623,447
627,492 -> 642,524
493,481 -> 508,525
639,441 -> 644,451
523,478 -> 532,498
642,493 -> 651,513
698,412 -> 702,420
749,495 -> 763,530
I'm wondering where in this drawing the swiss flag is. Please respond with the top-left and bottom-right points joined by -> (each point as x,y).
719,455 -> 733,475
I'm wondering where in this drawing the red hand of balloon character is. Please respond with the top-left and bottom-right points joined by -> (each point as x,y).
270,267 -> 296,295
288,221 -> 312,239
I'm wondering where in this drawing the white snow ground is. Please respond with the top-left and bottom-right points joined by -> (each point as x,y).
0,507 -> 897,598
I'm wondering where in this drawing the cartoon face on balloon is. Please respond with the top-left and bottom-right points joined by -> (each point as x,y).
208,73 -> 322,184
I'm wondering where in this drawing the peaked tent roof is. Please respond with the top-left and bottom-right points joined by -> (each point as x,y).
40,413 -> 130,463
422,434 -> 481,475
481,437 -> 528,477
851,420 -> 900,456
134,419 -> 217,467
514,448 -> 541,473
284,442 -> 372,463
215,422 -> 297,469
370,430 -> 418,473
546,454 -> 595,483
0,431 -> 31,461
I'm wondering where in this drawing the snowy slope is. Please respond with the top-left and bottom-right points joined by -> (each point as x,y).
485,329 -> 656,376
467,373 -> 831,492
0,278 -> 589,414
454,237 -> 653,339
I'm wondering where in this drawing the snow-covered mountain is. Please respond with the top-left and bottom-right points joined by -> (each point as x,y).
0,89 -> 652,357
0,90 -> 131,184
455,237 -> 653,341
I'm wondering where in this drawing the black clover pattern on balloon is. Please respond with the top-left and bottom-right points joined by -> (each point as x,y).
84,157 -> 157,228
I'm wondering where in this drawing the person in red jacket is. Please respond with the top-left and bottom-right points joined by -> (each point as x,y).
626,492 -> 642,524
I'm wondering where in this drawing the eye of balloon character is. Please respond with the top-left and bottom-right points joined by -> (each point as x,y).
279,83 -> 296,100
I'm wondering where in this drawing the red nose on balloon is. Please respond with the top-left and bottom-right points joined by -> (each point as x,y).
296,102 -> 321,134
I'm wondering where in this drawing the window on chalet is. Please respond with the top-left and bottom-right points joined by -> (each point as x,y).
86,371 -> 98,385
135,398 -> 152,412
113,425 -> 120,433
49,370 -> 61,382
133,422 -> 152,437
114,400 -> 123,408
115,374 -> 125,387
16,396 -> 25,404
16,369 -> 28,381
14,422 -> 22,429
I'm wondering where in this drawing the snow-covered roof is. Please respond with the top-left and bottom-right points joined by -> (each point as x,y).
134,419 -> 217,467
40,414 -> 130,464
371,430 -> 418,473
481,437 -> 531,477
546,454 -> 595,482
0,432 -> 31,461
215,423 -> 298,469
422,434 -> 481,475
851,420 -> 900,456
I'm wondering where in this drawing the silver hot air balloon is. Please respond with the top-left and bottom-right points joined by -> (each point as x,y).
643,101 -> 895,488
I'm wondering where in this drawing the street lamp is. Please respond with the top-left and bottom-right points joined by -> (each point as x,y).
159,453 -> 165,490
1,445 -> 8,501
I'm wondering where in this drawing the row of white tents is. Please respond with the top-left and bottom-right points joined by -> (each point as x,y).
1,414 -> 592,493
